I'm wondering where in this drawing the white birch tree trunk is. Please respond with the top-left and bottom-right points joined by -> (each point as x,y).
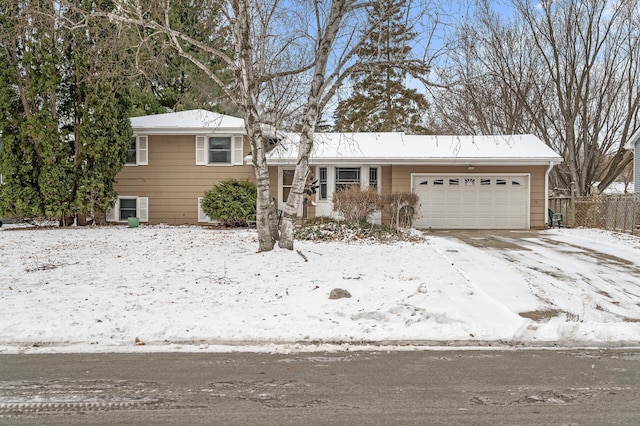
233,0 -> 279,250
279,0 -> 349,250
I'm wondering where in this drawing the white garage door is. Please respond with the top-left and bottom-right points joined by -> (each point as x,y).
412,174 -> 529,229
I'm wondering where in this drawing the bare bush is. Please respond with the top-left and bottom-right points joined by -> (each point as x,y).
332,186 -> 380,223
380,193 -> 419,229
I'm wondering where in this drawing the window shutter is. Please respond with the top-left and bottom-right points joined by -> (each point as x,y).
137,136 -> 148,165
137,197 -> 149,222
106,199 -> 118,222
196,136 -> 207,165
232,136 -> 244,165
197,197 -> 209,222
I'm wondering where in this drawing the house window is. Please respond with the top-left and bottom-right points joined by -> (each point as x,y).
196,135 -> 243,165
449,178 -> 459,186
106,196 -> 149,223
126,136 -> 148,165
119,198 -> 137,220
282,169 -> 295,202
496,179 -> 507,185
369,167 -> 378,190
126,138 -> 136,164
335,167 -> 360,191
480,178 -> 491,186
319,167 -> 327,200
208,137 -> 231,164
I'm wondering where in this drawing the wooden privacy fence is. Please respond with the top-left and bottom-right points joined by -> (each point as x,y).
549,194 -> 640,235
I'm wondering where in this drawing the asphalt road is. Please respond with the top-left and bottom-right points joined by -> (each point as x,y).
1,349 -> 639,425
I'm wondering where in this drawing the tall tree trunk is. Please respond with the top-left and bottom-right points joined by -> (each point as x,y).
233,0 -> 278,251
279,0 -> 348,249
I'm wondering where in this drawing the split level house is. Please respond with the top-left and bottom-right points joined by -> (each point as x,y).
109,109 -> 563,229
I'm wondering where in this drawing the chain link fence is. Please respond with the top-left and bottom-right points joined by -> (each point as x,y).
549,194 -> 639,235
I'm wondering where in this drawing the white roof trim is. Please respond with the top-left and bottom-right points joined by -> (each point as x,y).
130,109 -> 246,135
266,132 -> 563,165
267,158 -> 561,166
624,127 -> 640,150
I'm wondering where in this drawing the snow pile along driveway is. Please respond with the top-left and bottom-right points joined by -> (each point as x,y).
0,226 -> 639,353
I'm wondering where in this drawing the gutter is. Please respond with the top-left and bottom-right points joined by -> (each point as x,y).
545,161 -> 555,225
264,157 -> 564,167
132,127 -> 247,135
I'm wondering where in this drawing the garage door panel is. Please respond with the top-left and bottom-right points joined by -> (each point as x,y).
413,174 -> 529,229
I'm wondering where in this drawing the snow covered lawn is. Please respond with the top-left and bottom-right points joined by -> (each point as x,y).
1,225 -> 639,354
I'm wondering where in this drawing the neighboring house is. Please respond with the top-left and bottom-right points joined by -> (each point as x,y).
111,109 -> 563,229
624,128 -> 639,193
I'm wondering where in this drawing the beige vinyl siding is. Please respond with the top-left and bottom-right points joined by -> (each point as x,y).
114,135 -> 255,225
389,165 -> 548,229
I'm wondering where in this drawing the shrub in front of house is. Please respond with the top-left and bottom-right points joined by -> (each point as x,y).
331,185 -> 380,223
380,192 -> 419,229
201,179 -> 256,226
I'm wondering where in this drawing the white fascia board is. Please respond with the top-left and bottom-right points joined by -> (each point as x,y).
132,127 -> 247,135
624,128 -> 640,150
266,157 -> 564,166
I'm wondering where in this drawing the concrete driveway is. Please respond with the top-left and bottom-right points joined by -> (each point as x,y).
423,229 -> 640,325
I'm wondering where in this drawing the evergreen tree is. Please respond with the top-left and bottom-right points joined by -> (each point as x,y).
129,0 -> 238,116
0,1 -> 132,223
332,0 -> 429,134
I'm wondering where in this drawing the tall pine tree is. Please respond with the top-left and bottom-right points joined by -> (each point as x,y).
0,1 -> 132,224
332,0 -> 429,134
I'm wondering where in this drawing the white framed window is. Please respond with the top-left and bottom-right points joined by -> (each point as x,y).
282,169 -> 295,204
335,167 -> 361,191
366,166 -> 380,192
106,196 -> 149,222
125,136 -> 148,166
318,167 -> 328,200
209,137 -> 231,163
196,135 -> 243,165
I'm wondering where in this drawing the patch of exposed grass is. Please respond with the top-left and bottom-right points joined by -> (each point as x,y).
519,310 -> 561,321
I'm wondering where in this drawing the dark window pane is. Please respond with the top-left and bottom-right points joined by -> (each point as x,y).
283,169 -> 295,186
119,199 -> 137,220
126,137 -> 137,164
335,167 -> 360,192
209,137 -> 230,150
369,168 -> 378,189
208,137 -> 231,163
210,151 -> 230,163
319,167 -> 327,200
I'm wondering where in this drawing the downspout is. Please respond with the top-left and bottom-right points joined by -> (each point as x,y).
545,161 -> 554,226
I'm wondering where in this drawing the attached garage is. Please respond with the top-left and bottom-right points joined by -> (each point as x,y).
412,174 -> 529,229
267,133 -> 563,229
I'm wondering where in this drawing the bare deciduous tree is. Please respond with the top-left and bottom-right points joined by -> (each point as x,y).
64,0 -> 435,250
431,0 -> 640,195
